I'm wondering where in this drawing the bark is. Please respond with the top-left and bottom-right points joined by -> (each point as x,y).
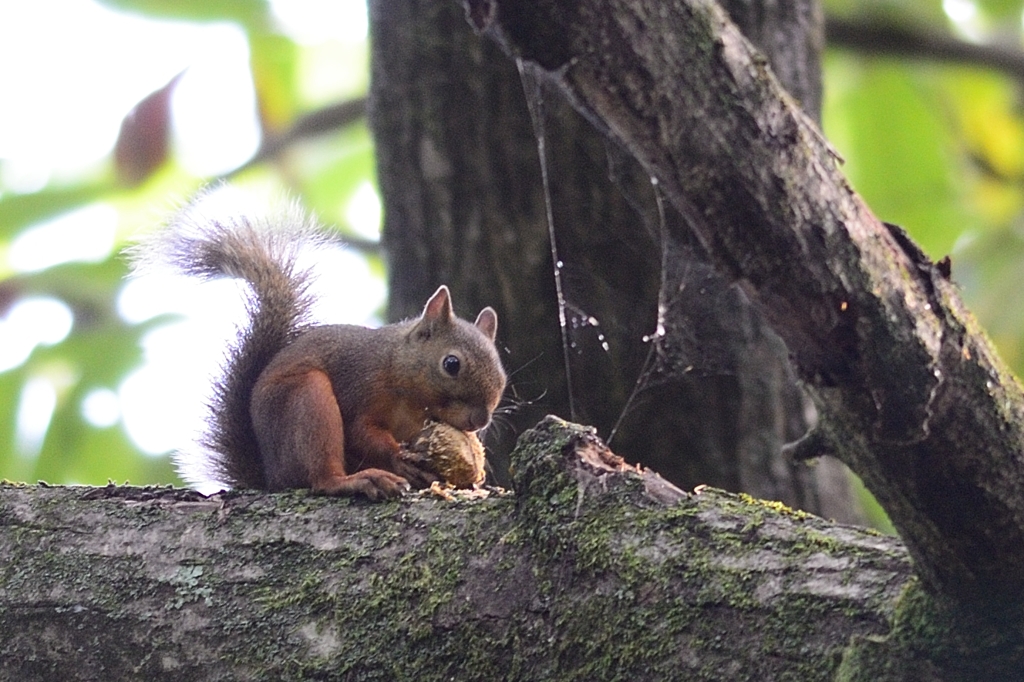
459,0 -> 1024,676
369,0 -> 861,523
0,419 -> 910,682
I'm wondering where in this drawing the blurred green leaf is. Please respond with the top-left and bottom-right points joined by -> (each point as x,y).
0,369 -> 25,480
0,184 -> 112,239
19,259 -> 129,304
824,55 -> 975,257
295,123 -> 376,232
974,0 -> 1024,24
850,471 -> 897,534
94,0 -> 272,31
954,228 -> 1024,375
944,68 -> 1024,226
21,314 -> 164,484
70,419 -> 177,487
36,327 -> 145,387
33,381 -> 176,486
250,31 -> 302,131
824,0 -> 949,25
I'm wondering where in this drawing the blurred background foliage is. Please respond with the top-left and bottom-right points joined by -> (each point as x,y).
1,0 -> 1024,497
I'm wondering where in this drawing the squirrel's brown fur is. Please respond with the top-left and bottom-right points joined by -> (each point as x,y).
135,202 -> 506,499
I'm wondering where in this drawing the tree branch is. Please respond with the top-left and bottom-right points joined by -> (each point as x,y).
231,98 -> 368,176
0,419 -> 910,680
827,15 -> 1024,83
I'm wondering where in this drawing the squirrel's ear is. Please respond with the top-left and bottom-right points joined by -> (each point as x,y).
474,307 -> 498,341
422,285 -> 453,324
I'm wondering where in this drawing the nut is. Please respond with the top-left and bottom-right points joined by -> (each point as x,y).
401,421 -> 486,488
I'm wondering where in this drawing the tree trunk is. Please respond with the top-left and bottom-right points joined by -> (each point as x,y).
369,0 -> 861,523
456,0 -> 1024,677
0,419 -> 910,681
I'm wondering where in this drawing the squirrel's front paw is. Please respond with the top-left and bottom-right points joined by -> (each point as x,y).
391,457 -> 442,490
314,469 -> 410,500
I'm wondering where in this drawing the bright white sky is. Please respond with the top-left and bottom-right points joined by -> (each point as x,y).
0,3 -> 251,185
0,0 -> 384,467
0,0 -> 369,183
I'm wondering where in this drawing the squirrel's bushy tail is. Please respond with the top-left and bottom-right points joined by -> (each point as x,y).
133,200 -> 324,490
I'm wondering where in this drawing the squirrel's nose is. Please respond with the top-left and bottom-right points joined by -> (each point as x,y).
466,406 -> 492,431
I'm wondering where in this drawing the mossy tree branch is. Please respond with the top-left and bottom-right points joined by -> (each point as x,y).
1,418 -> 910,681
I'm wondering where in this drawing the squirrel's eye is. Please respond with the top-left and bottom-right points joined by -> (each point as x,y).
442,354 -> 461,377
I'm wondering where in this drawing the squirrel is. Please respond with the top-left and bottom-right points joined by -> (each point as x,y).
135,202 -> 507,500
